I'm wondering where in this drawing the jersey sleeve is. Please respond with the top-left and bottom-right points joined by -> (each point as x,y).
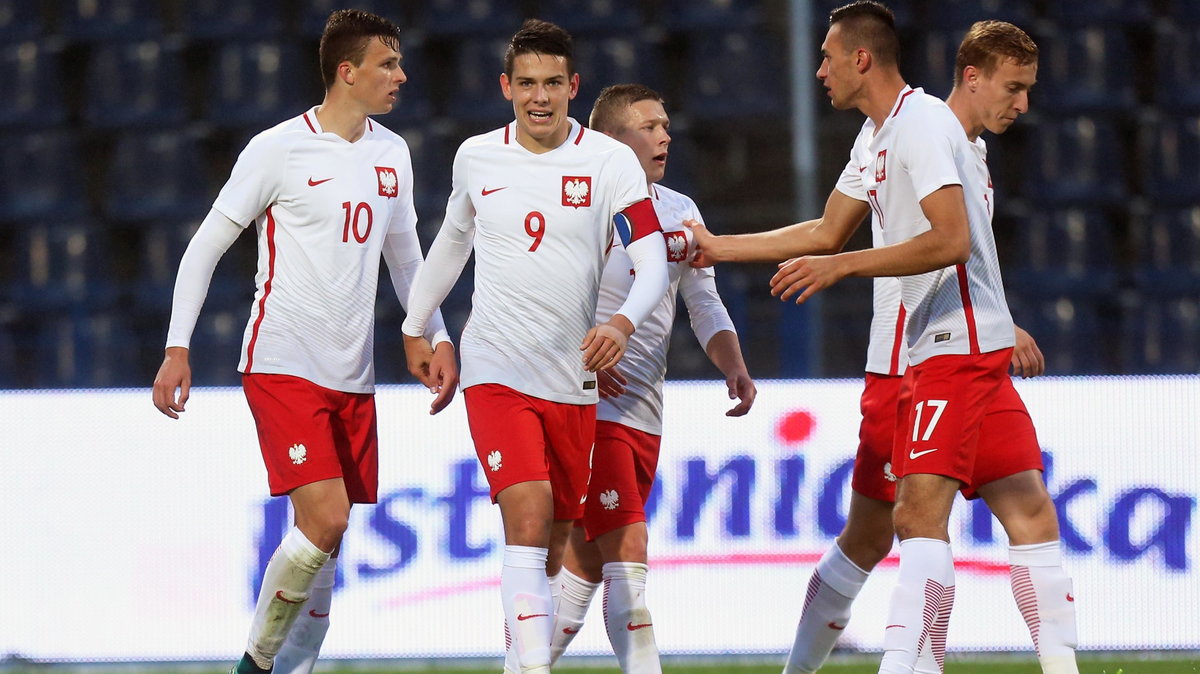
211,132 -> 285,227
385,143 -> 420,238
677,203 -> 735,349
896,109 -> 963,202
834,135 -> 868,201
164,209 -> 244,348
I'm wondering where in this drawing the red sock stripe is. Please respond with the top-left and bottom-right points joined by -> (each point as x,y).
931,584 -> 955,671
800,569 -> 823,617
602,576 -> 612,642
504,619 -> 512,651
1011,565 -> 1041,655
917,579 -> 950,667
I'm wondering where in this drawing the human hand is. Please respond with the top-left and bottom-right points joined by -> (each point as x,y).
724,370 -> 757,416
684,219 -> 720,268
581,315 -> 632,372
426,341 -> 459,414
404,334 -> 436,387
1010,325 -> 1045,378
770,254 -> 847,304
152,346 -> 192,419
597,367 -> 628,398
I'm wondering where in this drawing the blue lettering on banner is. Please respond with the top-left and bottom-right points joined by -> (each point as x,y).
249,449 -> 1195,602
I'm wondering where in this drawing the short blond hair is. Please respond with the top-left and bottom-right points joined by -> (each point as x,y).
954,20 -> 1038,87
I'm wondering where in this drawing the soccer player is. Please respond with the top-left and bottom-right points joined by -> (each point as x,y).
530,84 -> 756,672
150,10 -> 457,674
400,21 -> 670,674
690,6 -> 1077,673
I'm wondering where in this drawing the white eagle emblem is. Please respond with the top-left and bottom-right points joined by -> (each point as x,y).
883,462 -> 897,482
288,443 -> 307,465
376,166 -> 398,197
487,450 -> 503,472
599,489 -> 619,510
562,176 -> 592,208
664,231 -> 688,262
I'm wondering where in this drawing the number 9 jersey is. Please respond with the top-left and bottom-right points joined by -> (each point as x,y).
212,108 -> 429,394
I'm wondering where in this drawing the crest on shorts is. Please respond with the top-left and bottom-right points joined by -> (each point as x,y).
289,443 -> 307,465
599,488 -> 620,510
883,461 -> 897,482
562,176 -> 592,208
664,231 -> 688,262
874,150 -> 887,183
376,166 -> 398,198
487,450 -> 503,472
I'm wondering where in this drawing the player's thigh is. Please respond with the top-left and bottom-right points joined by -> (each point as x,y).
892,350 -> 1011,485
852,373 -> 903,503
464,384 -> 551,503
583,421 -> 659,541
242,373 -> 348,498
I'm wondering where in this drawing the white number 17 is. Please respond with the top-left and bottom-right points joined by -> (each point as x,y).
911,399 -> 948,442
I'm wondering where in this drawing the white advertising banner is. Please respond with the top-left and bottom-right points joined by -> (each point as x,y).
1,377 -> 1196,661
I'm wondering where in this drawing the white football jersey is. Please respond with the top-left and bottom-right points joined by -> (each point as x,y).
443,119 -> 653,404
847,87 -> 1014,367
835,149 -> 908,376
595,184 -> 736,434
212,108 -> 424,393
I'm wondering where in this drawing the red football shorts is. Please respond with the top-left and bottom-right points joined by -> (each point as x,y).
582,420 -> 662,541
242,373 -> 379,503
464,383 -> 597,520
892,348 -> 1043,495
851,373 -> 905,503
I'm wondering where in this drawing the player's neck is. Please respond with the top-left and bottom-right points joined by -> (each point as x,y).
314,97 -> 369,143
862,74 -> 909,131
514,120 -> 572,154
945,87 -> 983,142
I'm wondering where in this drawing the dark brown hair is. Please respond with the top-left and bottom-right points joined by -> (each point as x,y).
829,1 -> 900,67
319,9 -> 402,89
504,18 -> 574,77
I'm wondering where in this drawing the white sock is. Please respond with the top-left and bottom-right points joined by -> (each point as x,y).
505,570 -> 565,674
783,543 -> 870,673
550,568 -> 600,664
602,562 -> 661,674
246,528 -> 331,670
501,545 -> 553,673
1009,541 -> 1079,674
878,538 -> 955,674
273,556 -> 336,674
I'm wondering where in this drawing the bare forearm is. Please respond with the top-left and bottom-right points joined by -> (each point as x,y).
837,226 -> 968,278
705,330 -> 748,378
712,220 -> 834,263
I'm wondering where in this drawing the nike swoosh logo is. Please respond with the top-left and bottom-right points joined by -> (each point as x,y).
909,447 -> 940,459
886,624 -> 906,629
1066,593 -> 1074,602
309,609 -> 330,618
308,177 -> 333,186
481,186 -> 507,196
627,622 -> 653,631
562,626 -> 579,634
275,590 -> 304,604
828,622 -> 846,630
517,613 -> 548,621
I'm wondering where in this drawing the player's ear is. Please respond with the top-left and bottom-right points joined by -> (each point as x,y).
568,72 -> 580,100
338,60 -> 355,86
500,72 -> 513,101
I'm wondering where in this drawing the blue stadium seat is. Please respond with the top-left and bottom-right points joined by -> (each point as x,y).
84,40 -> 186,128
298,0 -> 401,37
375,42 -> 434,125
1120,297 -> 1200,374
446,38 -> 518,125
0,0 -> 43,41
0,130 -> 86,221
1131,207 -> 1200,296
573,36 -> 665,116
1007,208 -> 1118,296
57,0 -> 163,41
1045,0 -> 1153,26
1154,25 -> 1200,112
1140,114 -> 1200,205
1035,27 -> 1135,113
416,0 -> 523,36
1024,116 -> 1126,205
662,0 -> 765,30
0,41 -> 67,128
911,29 -> 962,99
35,312 -> 139,388
183,0 -> 284,40
10,222 -> 117,313
384,124 -> 455,215
206,41 -> 311,129
189,308 -> 251,386
1170,0 -> 1200,23
538,0 -> 643,34
681,29 -> 786,120
103,130 -> 209,220
921,0 -> 1034,30
1008,296 -> 1107,375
